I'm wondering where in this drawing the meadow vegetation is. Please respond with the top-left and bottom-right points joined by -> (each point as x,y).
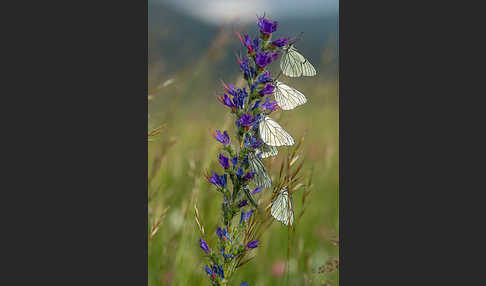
148,26 -> 338,286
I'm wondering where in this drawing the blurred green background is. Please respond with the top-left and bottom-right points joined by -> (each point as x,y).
148,1 -> 338,285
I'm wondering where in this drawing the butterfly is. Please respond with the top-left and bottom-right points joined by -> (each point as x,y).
242,185 -> 258,207
255,143 -> 278,159
247,151 -> 272,188
280,45 -> 317,77
258,116 -> 295,147
270,186 -> 294,226
273,81 -> 307,110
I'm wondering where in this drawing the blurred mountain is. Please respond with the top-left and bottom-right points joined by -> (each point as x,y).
149,2 -> 338,82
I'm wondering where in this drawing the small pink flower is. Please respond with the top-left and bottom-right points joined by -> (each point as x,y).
271,260 -> 286,277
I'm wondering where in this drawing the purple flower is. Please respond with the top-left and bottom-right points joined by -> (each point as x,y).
251,100 -> 261,111
219,154 -> 230,169
240,283 -> 249,286
240,210 -> 245,223
205,265 -> 213,276
259,84 -> 275,96
243,171 -> 256,181
244,134 -> 263,149
245,209 -> 254,221
216,227 -> 231,241
271,52 -> 279,61
238,33 -> 259,54
255,51 -> 279,68
206,172 -> 227,188
258,16 -> 277,35
231,88 -> 248,109
206,264 -> 224,279
236,168 -> 244,179
231,156 -> 238,167
217,93 -> 235,110
216,227 -> 223,239
199,238 -> 211,253
252,114 -> 262,127
272,37 -> 290,48
222,81 -> 236,94
257,71 -> 272,84
213,130 -> 230,145
252,38 -> 260,51
222,250 -> 233,258
213,265 -> 224,279
261,97 -> 278,111
239,113 -> 255,127
238,200 -> 248,208
239,57 -> 256,79
241,33 -> 252,49
251,186 -> 262,194
247,240 -> 259,249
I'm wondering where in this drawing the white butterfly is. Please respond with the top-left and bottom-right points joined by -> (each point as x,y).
258,116 -> 295,147
255,144 -> 278,159
273,81 -> 307,110
270,186 -> 294,226
247,152 -> 272,188
280,45 -> 317,77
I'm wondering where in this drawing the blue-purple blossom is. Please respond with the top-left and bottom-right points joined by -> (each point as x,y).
272,37 -> 290,48
251,100 -> 261,111
224,83 -> 247,109
255,51 -> 279,68
252,114 -> 262,127
259,84 -> 275,95
240,283 -> 249,286
213,265 -> 224,279
257,71 -> 272,84
219,154 -> 230,169
240,209 -> 254,224
236,168 -> 244,179
258,17 -> 278,35
216,227 -> 223,239
261,97 -> 278,111
243,171 -> 256,181
199,238 -> 211,253
207,172 -> 227,188
231,156 -> 238,167
222,250 -> 233,258
206,264 -> 224,279
213,130 -> 230,145
238,57 -> 256,79
239,113 -> 255,127
205,265 -> 213,276
238,200 -> 248,208
231,88 -> 248,109
216,227 -> 231,242
251,186 -> 262,194
245,209 -> 254,221
238,33 -> 260,54
217,93 -> 236,110
247,240 -> 259,249
244,134 -> 263,149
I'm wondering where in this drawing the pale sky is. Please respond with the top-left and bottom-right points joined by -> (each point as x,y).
151,0 -> 338,25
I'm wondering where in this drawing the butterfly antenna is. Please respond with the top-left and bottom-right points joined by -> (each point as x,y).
289,32 -> 305,46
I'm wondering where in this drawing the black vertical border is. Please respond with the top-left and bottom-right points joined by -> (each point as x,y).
12,0 -> 151,284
